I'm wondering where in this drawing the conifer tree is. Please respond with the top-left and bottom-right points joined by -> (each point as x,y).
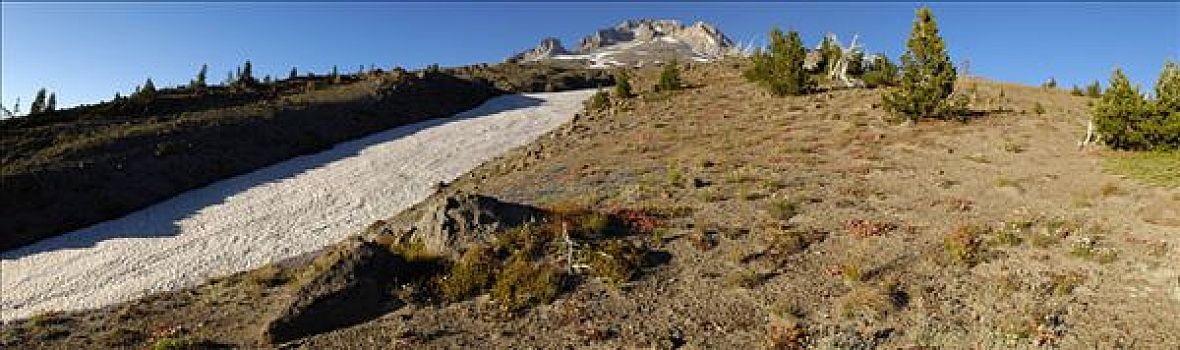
1093,69 -> 1149,149
1155,60 -> 1179,113
30,89 -> 47,115
654,60 -> 683,92
862,54 -> 899,88
194,64 -> 208,88
139,78 -> 157,100
1071,85 -> 1084,96
240,60 -> 254,84
882,6 -> 960,120
45,93 -> 56,113
745,28 -> 811,96
289,67 -> 298,80
818,34 -> 842,73
331,65 -> 340,84
613,69 -> 634,98
1085,80 -> 1102,98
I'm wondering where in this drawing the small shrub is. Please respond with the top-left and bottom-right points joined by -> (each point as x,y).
861,55 -> 899,88
1033,102 -> 1045,115
726,268 -> 766,289
838,283 -> 904,320
585,89 -> 611,111
944,224 -> 986,266
654,60 -> 683,92
439,245 -> 498,302
846,219 -> 896,238
587,239 -> 644,287
152,337 -> 194,350
1068,236 -> 1118,263
767,199 -> 799,222
491,255 -> 563,311
612,70 -> 634,98
765,317 -> 808,349
1047,271 -> 1086,296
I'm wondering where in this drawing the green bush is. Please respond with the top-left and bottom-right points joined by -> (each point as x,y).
613,70 -> 634,98
882,6 -> 962,121
654,60 -> 684,92
1093,61 -> 1180,150
861,54 -> 899,88
491,254 -> 562,311
744,28 -> 812,96
438,245 -> 498,302
585,89 -> 611,111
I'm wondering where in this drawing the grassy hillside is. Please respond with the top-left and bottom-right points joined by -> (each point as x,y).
5,61 -> 1176,348
0,63 -> 612,251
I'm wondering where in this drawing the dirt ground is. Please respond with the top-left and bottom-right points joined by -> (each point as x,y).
4,61 -> 1177,349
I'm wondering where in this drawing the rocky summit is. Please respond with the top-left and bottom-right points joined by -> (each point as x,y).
509,19 -> 739,68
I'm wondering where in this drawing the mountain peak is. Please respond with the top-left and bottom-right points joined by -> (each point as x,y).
509,18 -> 737,68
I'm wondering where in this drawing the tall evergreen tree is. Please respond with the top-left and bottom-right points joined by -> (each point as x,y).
139,78 -> 157,100
331,65 -> 340,84
45,93 -> 56,113
882,6 -> 960,120
240,60 -> 254,84
29,89 -> 46,115
817,34 -> 842,73
289,67 -> 298,80
1093,69 -> 1150,149
1155,60 -> 1179,113
194,64 -> 208,88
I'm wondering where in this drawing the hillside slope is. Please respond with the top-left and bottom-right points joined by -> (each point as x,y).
3,61 -> 1177,349
0,64 -> 612,251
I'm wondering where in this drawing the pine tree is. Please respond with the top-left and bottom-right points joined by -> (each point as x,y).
289,67 -> 298,80
818,34 -> 842,73
654,60 -> 683,92
30,88 -> 46,115
139,78 -> 157,100
862,54 -> 899,88
1144,60 -> 1180,148
613,69 -> 634,98
1085,80 -> 1102,98
745,28 -> 811,96
1042,77 -> 1057,89
331,65 -> 340,84
1093,69 -> 1150,150
882,6 -> 960,121
241,60 -> 254,83
1155,60 -> 1179,113
45,93 -> 56,113
194,64 -> 208,88
1070,85 -> 1084,96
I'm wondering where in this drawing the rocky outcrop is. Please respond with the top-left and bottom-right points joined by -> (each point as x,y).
509,18 -> 738,68
364,189 -> 543,259
262,238 -> 409,344
508,37 -> 570,63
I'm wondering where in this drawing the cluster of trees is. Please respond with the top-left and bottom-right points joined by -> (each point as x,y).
1070,81 -> 1103,98
28,89 -> 57,115
744,28 -> 812,96
1092,61 -> 1180,150
744,28 -> 900,97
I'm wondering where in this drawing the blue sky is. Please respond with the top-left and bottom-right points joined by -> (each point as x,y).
2,2 -> 1177,109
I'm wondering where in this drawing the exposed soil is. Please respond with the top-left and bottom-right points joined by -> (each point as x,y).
3,61 -> 1177,349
